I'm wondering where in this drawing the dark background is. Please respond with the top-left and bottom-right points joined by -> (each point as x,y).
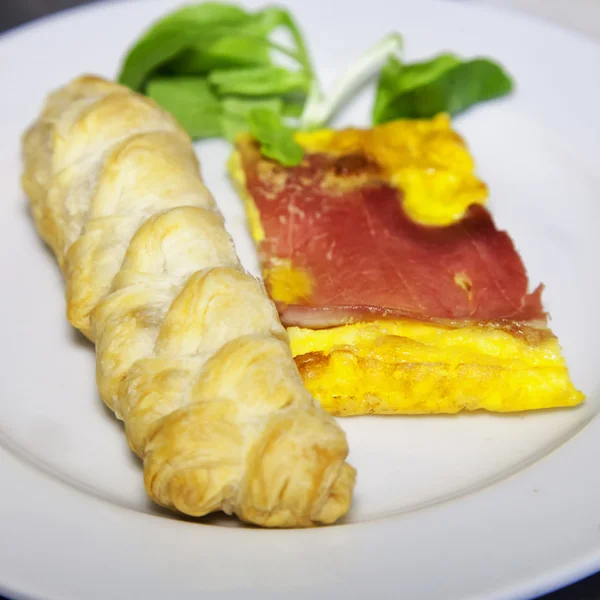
0,1 -> 598,599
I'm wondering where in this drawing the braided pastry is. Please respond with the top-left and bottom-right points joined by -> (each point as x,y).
21,75 -> 355,527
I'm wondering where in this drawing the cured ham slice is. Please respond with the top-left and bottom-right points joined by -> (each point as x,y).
234,139 -> 544,328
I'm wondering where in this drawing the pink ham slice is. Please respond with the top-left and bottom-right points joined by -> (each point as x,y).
237,141 -> 545,329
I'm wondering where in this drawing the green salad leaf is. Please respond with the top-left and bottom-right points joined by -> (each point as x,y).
248,107 -> 303,166
146,76 -> 222,138
167,36 -> 273,73
147,76 -> 292,142
209,66 -> 310,96
118,3 -> 251,90
373,54 -> 514,123
118,2 -> 514,167
220,96 -> 284,141
118,2 -> 319,164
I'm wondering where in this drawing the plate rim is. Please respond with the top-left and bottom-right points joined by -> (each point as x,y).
1,1 -> 600,599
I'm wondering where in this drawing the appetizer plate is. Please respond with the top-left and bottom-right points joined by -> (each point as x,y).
1,0 -> 600,598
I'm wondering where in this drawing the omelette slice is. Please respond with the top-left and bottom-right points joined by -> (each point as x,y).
229,114 -> 584,415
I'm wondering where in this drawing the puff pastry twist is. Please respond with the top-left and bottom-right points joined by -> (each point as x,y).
22,76 -> 355,527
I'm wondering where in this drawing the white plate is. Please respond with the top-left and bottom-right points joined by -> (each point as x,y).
1,0 -> 600,598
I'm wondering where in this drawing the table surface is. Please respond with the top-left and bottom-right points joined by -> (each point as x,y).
1,1 -> 599,599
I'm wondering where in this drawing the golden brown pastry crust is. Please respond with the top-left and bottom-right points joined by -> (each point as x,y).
21,75 -> 355,527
